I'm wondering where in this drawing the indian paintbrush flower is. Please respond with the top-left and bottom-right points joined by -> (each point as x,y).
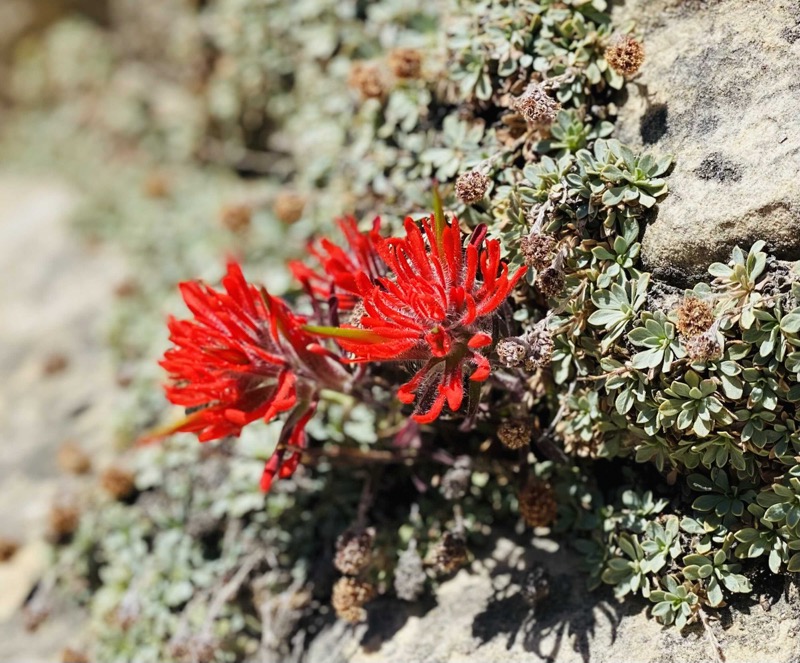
312,215 -> 526,423
159,261 -> 349,492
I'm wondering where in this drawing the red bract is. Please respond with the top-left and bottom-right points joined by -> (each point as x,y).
289,216 -> 385,310
331,215 -> 526,423
159,261 -> 348,491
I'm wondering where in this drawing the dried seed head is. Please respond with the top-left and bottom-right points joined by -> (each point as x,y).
61,647 -> 89,663
496,336 -> 529,368
430,531 -> 468,574
143,171 -> 171,199
43,353 -> 69,376
520,232 -> 557,271
48,504 -> 80,543
0,537 -> 19,562
440,456 -> 472,500
521,565 -> 550,608
536,266 -> 565,298
605,35 -> 645,77
331,577 -> 376,623
334,528 -> 375,576
518,479 -> 558,528
455,169 -> 490,204
394,545 -> 426,601
57,441 -> 92,475
273,191 -> 305,224
348,61 -> 388,100
514,83 -> 561,125
684,331 -> 723,362
389,47 -> 423,79
220,204 -> 252,233
497,419 -> 533,450
675,297 -> 715,338
525,324 -> 554,371
101,466 -> 137,501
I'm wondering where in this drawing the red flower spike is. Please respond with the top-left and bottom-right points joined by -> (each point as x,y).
160,261 -> 347,491
334,214 -> 526,422
289,216 -> 385,310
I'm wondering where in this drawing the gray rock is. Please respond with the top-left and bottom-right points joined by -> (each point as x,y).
305,535 -> 800,663
612,0 -> 800,285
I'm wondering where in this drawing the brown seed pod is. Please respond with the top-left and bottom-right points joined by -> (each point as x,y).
347,61 -> 388,100
388,47 -> 423,79
220,204 -> 252,233
675,296 -> 715,338
273,191 -> 306,224
61,648 -> 89,663
605,35 -> 645,77
42,353 -> 69,376
0,537 -> 20,562
455,169 -> 490,204
334,528 -> 375,576
497,419 -> 533,450
57,441 -> 92,475
48,504 -> 80,543
518,479 -> 558,528
101,467 -> 137,501
331,577 -> 376,623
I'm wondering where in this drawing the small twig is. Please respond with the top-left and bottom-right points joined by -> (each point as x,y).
699,608 -> 726,663
202,551 -> 264,632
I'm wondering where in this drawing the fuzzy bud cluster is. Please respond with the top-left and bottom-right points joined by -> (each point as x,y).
455,169 -> 490,204
536,265 -> 565,299
605,35 -> 645,77
497,419 -> 533,450
520,232 -> 557,271
684,330 -> 723,362
331,576 -> 376,623
514,83 -> 561,125
518,479 -> 558,528
525,324 -> 554,371
496,337 -> 529,368
675,296 -> 715,338
348,61 -> 388,100
389,48 -> 423,79
334,528 -> 375,576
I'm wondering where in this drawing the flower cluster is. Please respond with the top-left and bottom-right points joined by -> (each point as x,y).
160,213 -> 523,487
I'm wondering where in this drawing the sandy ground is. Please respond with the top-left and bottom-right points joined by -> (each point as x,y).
0,175 -> 125,661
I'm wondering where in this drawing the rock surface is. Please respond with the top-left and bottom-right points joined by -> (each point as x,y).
0,176 -> 125,660
613,0 -> 800,284
306,535 -> 800,663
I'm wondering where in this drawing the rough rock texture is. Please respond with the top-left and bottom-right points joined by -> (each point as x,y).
306,535 -> 800,663
613,0 -> 800,284
0,176 -> 124,660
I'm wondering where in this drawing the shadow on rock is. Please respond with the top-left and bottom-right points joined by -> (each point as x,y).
471,535 -> 646,663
